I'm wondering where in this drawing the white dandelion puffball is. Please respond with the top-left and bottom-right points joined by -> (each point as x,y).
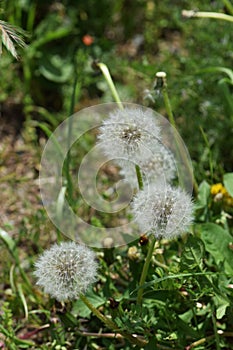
34,242 -> 98,302
119,142 -> 176,188
98,107 -> 161,162
131,184 -> 193,239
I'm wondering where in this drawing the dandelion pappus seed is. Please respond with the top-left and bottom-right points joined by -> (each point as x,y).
34,242 -> 98,302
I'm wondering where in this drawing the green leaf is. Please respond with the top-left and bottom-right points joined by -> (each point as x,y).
17,283 -> 28,320
31,27 -> 73,51
39,55 -> 73,83
176,316 -> 200,338
218,80 -> 233,117
199,223 -> 233,274
179,309 -> 193,323
213,295 -> 230,319
0,228 -> 18,261
195,180 -> 210,210
56,186 -> 66,223
197,66 -> 233,84
72,290 -> 106,318
181,235 -> 205,271
33,122 -> 64,159
223,173 -> 233,197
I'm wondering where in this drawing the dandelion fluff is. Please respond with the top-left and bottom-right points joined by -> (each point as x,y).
98,107 -> 161,162
131,184 -> 193,239
119,142 -> 176,188
34,242 -> 98,301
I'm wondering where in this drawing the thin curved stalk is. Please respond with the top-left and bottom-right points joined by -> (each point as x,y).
97,62 -> 123,108
182,10 -> 233,23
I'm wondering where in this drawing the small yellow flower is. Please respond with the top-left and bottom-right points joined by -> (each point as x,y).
211,183 -> 233,207
210,183 -> 227,196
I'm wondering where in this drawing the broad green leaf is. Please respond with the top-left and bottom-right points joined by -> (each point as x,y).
181,235 -> 205,270
199,223 -> 233,274
213,295 -> 230,319
176,316 -> 200,338
195,180 -> 210,210
223,173 -> 233,197
178,309 -> 193,323
72,290 -> 105,318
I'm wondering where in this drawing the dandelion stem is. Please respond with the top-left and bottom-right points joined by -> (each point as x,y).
136,235 -> 156,306
155,71 -> 198,197
135,164 -> 144,190
80,294 -> 117,329
65,64 -> 80,204
182,10 -> 233,23
160,78 -> 176,130
80,294 -> 147,347
97,62 -> 124,109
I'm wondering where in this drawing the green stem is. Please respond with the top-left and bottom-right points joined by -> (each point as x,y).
65,72 -> 79,203
136,236 -> 156,306
18,265 -> 31,288
80,294 -> 147,347
182,10 -> 233,22
97,62 -> 124,109
161,85 -> 176,130
153,258 -> 169,271
135,164 -> 144,190
156,71 -> 198,197
80,294 -> 117,329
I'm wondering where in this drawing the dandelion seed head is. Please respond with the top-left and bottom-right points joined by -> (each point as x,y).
119,143 -> 176,188
34,242 -> 98,302
98,107 -> 160,162
131,184 -> 193,239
